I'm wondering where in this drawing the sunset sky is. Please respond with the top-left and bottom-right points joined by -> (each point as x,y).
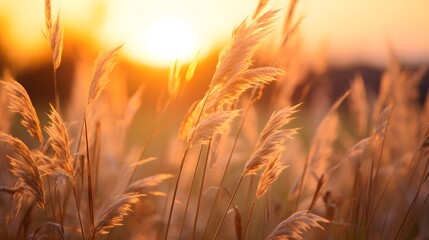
1,0 -> 428,68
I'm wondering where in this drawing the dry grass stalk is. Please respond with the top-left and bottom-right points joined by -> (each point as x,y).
88,45 -> 122,105
127,174 -> 174,193
209,67 -> 284,110
4,190 -> 25,236
178,99 -> 200,139
210,10 -> 279,87
0,71 -> 13,133
293,91 -> 349,208
185,52 -> 200,83
254,0 -> 270,18
180,11 -> 280,140
308,174 -> 326,211
213,105 -> 299,239
266,210 -> 328,240
168,58 -> 181,97
188,109 -> 241,146
244,105 -> 300,175
2,79 -> 43,143
45,0 -> 63,70
371,106 -> 391,145
256,156 -> 288,198
90,192 -> 143,239
308,112 -> 339,174
349,74 -> 368,136
129,157 -> 157,167
284,0 -> 299,34
45,104 -> 74,179
120,85 -> 144,139
233,205 -> 243,240
0,133 -> 45,209
346,137 -> 371,165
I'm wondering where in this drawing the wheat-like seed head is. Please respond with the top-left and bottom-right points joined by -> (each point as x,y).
0,133 -> 45,209
307,91 -> 349,174
266,210 -> 329,240
88,45 -> 122,105
45,104 -> 74,179
243,105 -> 300,175
372,105 -> 392,145
45,0 -> 63,70
179,99 -> 200,139
349,74 -> 368,136
188,109 -> 241,147
210,10 -> 279,87
208,67 -> 284,110
4,189 -> 25,235
2,79 -> 43,143
126,174 -> 174,193
258,104 -> 300,145
179,11 -> 279,140
91,192 -> 143,239
256,156 -> 288,198
345,137 -> 371,167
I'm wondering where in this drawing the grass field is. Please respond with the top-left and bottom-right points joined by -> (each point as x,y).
0,0 -> 428,239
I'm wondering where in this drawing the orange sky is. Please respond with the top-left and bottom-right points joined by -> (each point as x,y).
1,0 -> 428,68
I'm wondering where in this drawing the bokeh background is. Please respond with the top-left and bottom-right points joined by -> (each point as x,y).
1,0 -> 429,116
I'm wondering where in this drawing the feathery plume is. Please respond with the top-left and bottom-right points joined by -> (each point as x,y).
243,105 -> 300,175
91,192 -> 143,238
127,174 -> 173,193
0,133 -> 45,209
266,210 -> 328,240
371,105 -> 391,144
45,104 -> 74,179
185,52 -> 200,83
188,109 -> 241,146
129,157 -> 157,168
209,67 -> 284,110
256,156 -> 288,198
308,112 -> 339,174
307,91 -> 349,174
345,137 -> 371,165
2,79 -> 43,143
45,0 -> 63,70
179,99 -> 200,139
349,74 -> 368,136
210,10 -> 279,87
121,85 -> 144,131
253,0 -> 270,18
88,45 -> 122,105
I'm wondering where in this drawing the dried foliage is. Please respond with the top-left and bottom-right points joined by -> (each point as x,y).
256,157 -> 288,198
1,3 -> 429,240
266,210 -> 328,240
45,104 -> 74,179
88,45 -> 122,105
90,193 -> 143,239
244,104 -> 300,175
2,79 -> 43,143
188,109 -> 241,146
0,133 -> 45,209
45,0 -> 63,70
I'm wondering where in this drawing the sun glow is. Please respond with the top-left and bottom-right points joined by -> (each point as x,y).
124,18 -> 198,67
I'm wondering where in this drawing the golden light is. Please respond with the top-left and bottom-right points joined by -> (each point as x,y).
125,18 -> 198,67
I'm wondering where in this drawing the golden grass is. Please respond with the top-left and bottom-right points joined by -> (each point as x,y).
0,0 -> 428,239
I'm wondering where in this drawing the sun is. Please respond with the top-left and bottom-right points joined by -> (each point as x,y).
124,18 -> 198,67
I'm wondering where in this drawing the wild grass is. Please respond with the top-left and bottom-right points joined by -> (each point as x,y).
0,0 -> 428,239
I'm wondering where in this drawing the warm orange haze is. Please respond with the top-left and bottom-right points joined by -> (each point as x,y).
1,0 -> 429,68
0,0 -> 429,240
